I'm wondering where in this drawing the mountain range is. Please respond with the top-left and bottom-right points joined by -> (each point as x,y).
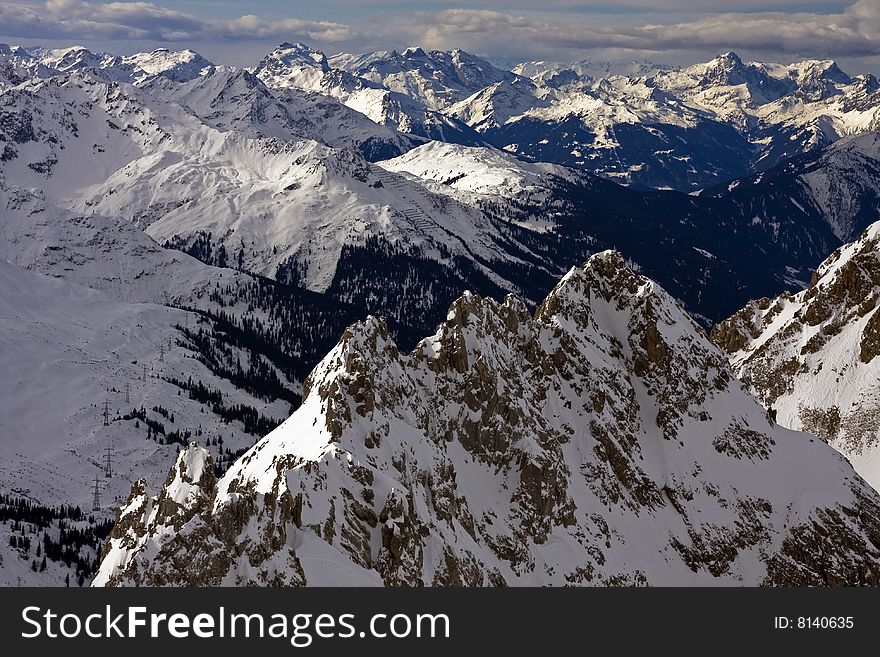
2,41 -> 880,586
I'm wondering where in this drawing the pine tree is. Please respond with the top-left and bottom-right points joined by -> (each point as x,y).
65,573 -> 70,587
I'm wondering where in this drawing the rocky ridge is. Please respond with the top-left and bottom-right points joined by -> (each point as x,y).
713,220 -> 880,490
95,253 -> 880,586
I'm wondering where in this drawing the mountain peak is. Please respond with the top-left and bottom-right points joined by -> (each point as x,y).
693,52 -> 742,74
787,59 -> 851,98
541,251 -> 646,313
858,73 -> 880,92
95,256 -> 880,586
55,44 -> 91,54
122,47 -> 214,82
261,41 -> 330,73
680,50 -> 795,103
402,46 -> 427,58
276,41 -> 319,54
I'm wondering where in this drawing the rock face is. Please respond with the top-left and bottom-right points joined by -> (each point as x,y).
95,253 -> 880,586
713,221 -> 880,491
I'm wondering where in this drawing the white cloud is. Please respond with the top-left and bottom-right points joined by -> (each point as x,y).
310,0 -> 849,11
0,0 -> 351,42
0,0 -> 877,61
408,1 -> 880,56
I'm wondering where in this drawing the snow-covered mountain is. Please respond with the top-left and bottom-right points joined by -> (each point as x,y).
375,139 -> 872,325
713,221 -> 880,491
329,46 -> 516,110
0,44 -> 57,82
0,43 -> 216,86
0,62 -> 517,344
4,40 -> 880,586
445,77 -> 551,132
254,42 -> 483,145
4,42 -> 880,193
27,45 -> 121,75
139,65 -> 413,158
513,58 -> 671,83
652,53 -> 880,175
658,52 -> 795,116
122,48 -> 215,83
2,50 -> 876,328
450,51 -> 880,191
95,253 -> 880,586
463,73 -> 755,190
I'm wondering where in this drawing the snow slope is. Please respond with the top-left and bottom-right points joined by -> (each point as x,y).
796,133 -> 880,241
377,141 -> 579,231
0,180 -> 361,586
380,141 -> 574,198
0,254 -> 291,585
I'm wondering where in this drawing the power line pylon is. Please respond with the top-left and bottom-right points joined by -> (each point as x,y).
104,444 -> 112,479
125,381 -> 130,404
92,475 -> 101,511
102,400 -> 110,427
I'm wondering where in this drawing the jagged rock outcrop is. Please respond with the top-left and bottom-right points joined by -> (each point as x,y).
95,252 -> 880,586
713,221 -> 880,492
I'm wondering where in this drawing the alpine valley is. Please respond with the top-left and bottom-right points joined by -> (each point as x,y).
1,41 -> 880,587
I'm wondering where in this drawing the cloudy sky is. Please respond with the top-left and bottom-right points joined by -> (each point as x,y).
1,0 -> 879,73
